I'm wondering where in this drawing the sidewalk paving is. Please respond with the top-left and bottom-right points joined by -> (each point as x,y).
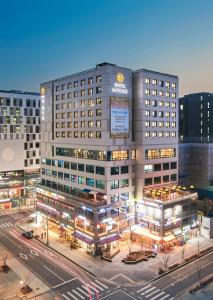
0,206 -> 34,216
0,250 -> 50,300
17,218 -> 213,284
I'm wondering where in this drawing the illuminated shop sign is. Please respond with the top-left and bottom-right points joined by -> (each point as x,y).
112,73 -> 128,94
111,97 -> 129,138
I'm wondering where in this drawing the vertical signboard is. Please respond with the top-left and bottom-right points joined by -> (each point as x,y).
110,97 -> 129,138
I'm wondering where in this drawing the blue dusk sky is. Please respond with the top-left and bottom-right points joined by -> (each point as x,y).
0,0 -> 212,96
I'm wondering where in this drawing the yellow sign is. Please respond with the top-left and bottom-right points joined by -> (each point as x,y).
116,73 -> 125,83
40,87 -> 46,96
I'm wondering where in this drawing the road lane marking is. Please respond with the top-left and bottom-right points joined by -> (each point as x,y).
72,289 -> 85,299
19,253 -> 28,260
137,285 -> 151,293
30,249 -> 38,256
90,281 -> 104,291
43,265 -> 65,282
67,291 -> 79,300
150,291 -> 165,300
145,288 -> 160,298
53,278 -> 77,289
87,283 -> 99,293
162,260 -> 213,291
142,287 -> 156,295
62,294 -> 71,300
95,279 -> 108,289
76,287 -> 89,297
82,285 -> 95,295
158,295 -> 170,300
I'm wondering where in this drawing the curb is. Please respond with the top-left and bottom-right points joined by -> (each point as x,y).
150,248 -> 213,282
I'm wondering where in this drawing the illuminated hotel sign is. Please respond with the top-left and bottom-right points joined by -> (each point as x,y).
112,72 -> 128,94
40,87 -> 46,121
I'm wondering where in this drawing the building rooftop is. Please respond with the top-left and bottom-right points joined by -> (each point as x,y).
143,185 -> 197,204
0,89 -> 40,96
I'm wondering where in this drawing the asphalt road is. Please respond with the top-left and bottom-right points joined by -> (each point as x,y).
0,211 -> 213,300
0,212 -> 115,300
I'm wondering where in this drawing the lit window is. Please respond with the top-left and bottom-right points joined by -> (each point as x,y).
152,79 -> 157,85
145,78 -> 150,84
172,93 -> 176,99
172,83 -> 176,89
145,89 -> 150,96
144,165 -> 153,173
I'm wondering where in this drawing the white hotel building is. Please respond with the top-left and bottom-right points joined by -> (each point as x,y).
38,63 -> 198,255
0,90 -> 40,211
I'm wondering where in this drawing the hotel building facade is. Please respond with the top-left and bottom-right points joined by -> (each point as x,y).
0,90 -> 40,211
38,63 -> 198,255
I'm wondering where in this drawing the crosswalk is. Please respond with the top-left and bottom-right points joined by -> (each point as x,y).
62,280 -> 108,300
137,284 -> 174,300
0,222 -> 13,228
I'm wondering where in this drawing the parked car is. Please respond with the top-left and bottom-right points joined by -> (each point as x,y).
22,230 -> 33,239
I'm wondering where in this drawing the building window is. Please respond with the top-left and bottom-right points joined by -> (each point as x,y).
121,165 -> 129,174
163,175 -> 170,183
88,110 -> 94,117
144,165 -> 153,173
154,164 -> 161,172
163,163 -> 169,170
145,148 -> 176,159
96,75 -> 102,83
154,176 -> 161,184
74,81 -> 78,87
145,178 -> 152,186
88,88 -> 93,96
86,165 -> 94,173
88,77 -> 93,85
96,87 -> 102,94
145,78 -> 150,84
110,180 -> 119,189
111,167 -> 119,175
96,166 -> 105,175
96,109 -> 102,116
171,162 -> 177,169
145,89 -> 150,96
96,179 -> 105,189
120,179 -> 129,188
171,174 -> 177,181
96,98 -> 102,105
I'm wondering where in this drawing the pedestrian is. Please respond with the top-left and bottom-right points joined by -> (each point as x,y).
41,233 -> 43,239
44,231 -> 46,238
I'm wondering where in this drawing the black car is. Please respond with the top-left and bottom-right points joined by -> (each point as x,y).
22,230 -> 33,239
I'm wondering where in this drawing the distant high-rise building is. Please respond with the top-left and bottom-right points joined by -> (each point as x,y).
179,92 -> 213,143
179,92 -> 213,199
0,90 -> 40,211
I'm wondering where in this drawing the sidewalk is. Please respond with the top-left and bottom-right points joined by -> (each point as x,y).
0,250 -> 50,300
17,218 -> 213,284
0,206 -> 34,216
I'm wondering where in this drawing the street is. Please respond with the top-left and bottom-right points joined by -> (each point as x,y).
0,211 -> 213,300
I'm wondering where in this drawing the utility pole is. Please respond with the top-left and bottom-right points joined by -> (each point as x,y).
46,216 -> 49,246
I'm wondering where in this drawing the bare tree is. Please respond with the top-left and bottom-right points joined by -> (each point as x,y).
20,271 -> 34,295
0,246 -> 10,272
162,254 -> 170,271
179,245 -> 185,264
197,234 -> 200,256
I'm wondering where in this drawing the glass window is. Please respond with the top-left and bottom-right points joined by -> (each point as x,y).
96,179 -> 105,189
71,162 -> 77,170
86,178 -> 94,187
154,164 -> 161,172
96,166 -> 105,175
145,178 -> 152,186
144,165 -> 153,173
111,167 -> 119,175
120,179 -> 129,188
78,163 -> 84,172
121,165 -> 128,174
154,176 -> 161,184
110,180 -> 119,189
86,165 -> 94,173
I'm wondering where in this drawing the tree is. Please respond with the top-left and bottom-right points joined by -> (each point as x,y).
0,245 -> 10,272
20,271 -> 34,295
179,245 -> 185,264
162,254 -> 170,271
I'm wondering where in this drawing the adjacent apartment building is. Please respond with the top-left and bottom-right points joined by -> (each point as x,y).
37,63 -> 198,256
0,90 -> 40,211
179,93 -> 213,199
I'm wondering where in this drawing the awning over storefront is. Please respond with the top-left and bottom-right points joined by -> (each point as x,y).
133,226 -> 176,243
99,234 -> 120,245
73,231 -> 94,245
